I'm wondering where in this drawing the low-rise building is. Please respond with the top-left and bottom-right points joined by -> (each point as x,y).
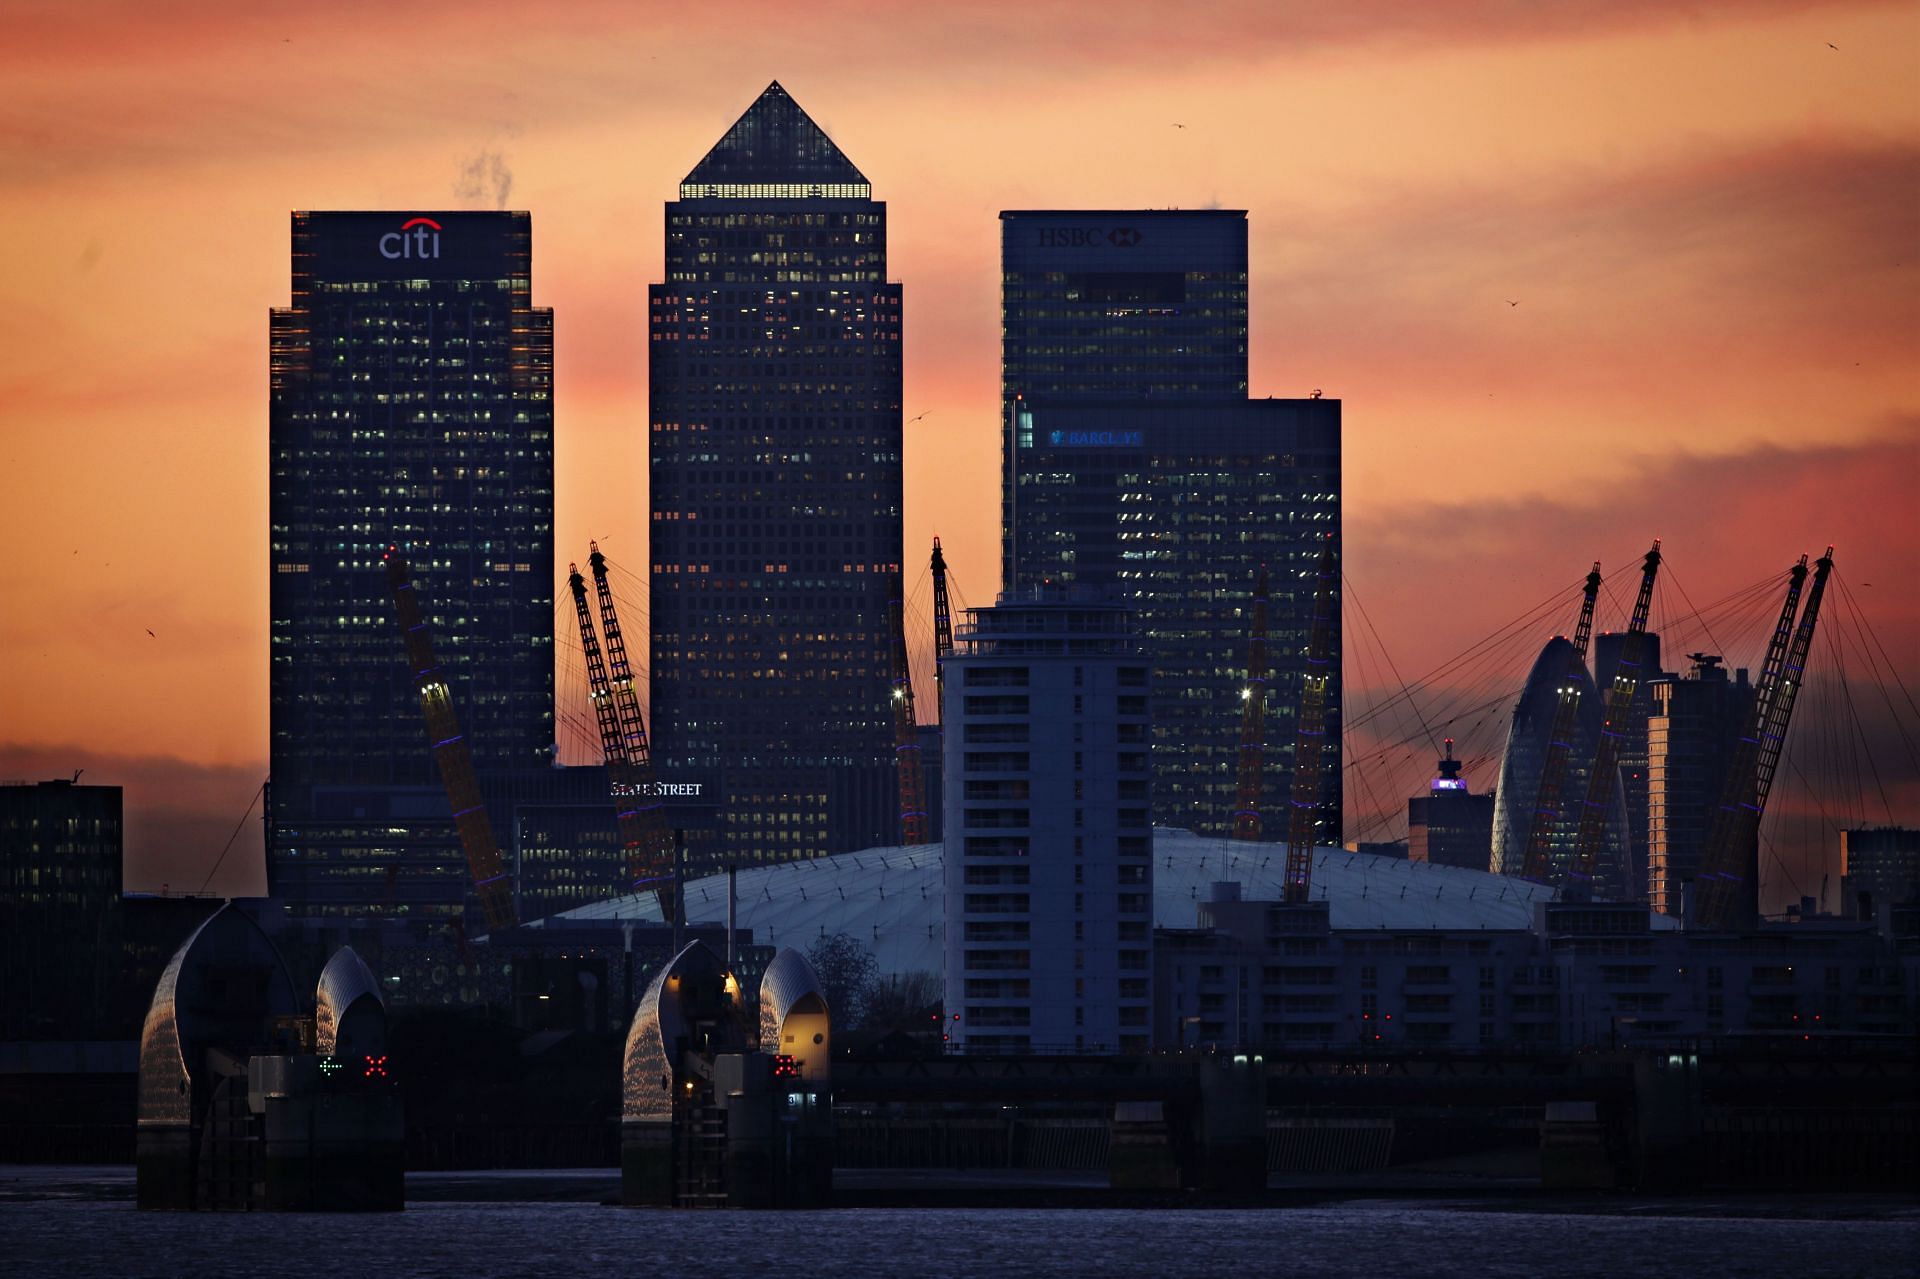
1155,888 -> 1914,1052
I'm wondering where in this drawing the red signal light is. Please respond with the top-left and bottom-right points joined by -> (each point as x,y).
363,1054 -> 389,1080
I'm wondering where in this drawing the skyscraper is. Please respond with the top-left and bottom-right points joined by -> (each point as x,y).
1594,630 -> 1663,899
1647,654 -> 1754,917
268,212 -> 554,921
649,84 -> 902,870
942,590 -> 1153,1054
1001,210 -> 1248,584
999,210 -> 1339,842
1489,637 -> 1629,887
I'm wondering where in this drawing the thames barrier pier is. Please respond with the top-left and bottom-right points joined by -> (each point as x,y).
135,905 -> 402,1211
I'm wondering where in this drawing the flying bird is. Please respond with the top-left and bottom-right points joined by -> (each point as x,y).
1827,42 -> 1838,50
145,629 -> 155,638
1506,299 -> 1520,307
908,411 -> 930,424
1171,123 -> 1186,129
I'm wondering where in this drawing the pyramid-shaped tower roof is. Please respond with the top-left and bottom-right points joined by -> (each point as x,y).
680,81 -> 870,198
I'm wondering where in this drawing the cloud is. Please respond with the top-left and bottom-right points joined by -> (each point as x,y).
454,149 -> 514,210
2,1 -> 1901,186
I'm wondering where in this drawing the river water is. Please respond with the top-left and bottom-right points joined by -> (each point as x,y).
2,1167 -> 1914,1277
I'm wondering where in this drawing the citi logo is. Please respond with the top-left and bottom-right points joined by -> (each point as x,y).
379,217 -> 443,260
1037,226 -> 1142,248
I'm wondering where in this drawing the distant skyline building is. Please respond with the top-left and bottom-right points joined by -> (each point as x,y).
1,778 -> 122,1039
267,211 -> 555,921
1489,637 -> 1629,888
1595,630 -> 1663,900
1646,653 -> 1755,918
648,83 -> 902,871
999,210 -> 1338,842
1840,827 -> 1920,919
1407,741 -> 1495,872
942,591 -> 1153,1054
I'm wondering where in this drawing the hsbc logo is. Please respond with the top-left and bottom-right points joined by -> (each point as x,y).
1038,226 -> 1143,248
379,216 -> 443,260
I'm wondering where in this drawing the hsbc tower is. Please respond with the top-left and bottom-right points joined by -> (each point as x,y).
999,209 -> 1341,844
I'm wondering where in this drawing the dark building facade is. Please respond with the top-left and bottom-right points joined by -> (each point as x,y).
268,211 -> 555,922
1647,654 -> 1755,918
510,765 -> 723,922
1594,630 -> 1663,900
1002,399 -> 1340,842
999,210 -> 1337,842
1000,209 -> 1249,587
1841,827 -> 1920,919
1407,742 -> 1495,871
649,83 -> 902,870
1,779 -> 123,1039
942,591 -> 1154,1054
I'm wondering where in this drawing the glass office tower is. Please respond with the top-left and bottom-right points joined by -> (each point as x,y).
1006,399 -> 1340,842
649,83 -> 903,870
268,211 -> 554,920
1000,211 -> 1339,842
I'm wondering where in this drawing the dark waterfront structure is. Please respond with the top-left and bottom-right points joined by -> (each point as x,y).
267,211 -> 555,924
999,210 -> 1337,840
1,779 -> 122,1039
1157,891 -> 1917,1050
621,941 -> 833,1207
1407,742 -> 1495,871
135,907 -> 402,1211
1647,654 -> 1755,918
649,83 -> 902,870
1002,398 -> 1340,840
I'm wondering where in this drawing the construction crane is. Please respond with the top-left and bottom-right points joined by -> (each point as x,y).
1231,564 -> 1272,842
568,557 -> 674,915
930,537 -> 955,725
1517,561 -> 1604,884
384,549 -> 517,931
589,543 -> 674,898
1695,548 -> 1833,930
1567,540 -> 1661,894
1283,542 -> 1337,904
887,572 -> 930,844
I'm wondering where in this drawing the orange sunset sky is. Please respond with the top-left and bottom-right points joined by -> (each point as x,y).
1,0 -> 1915,908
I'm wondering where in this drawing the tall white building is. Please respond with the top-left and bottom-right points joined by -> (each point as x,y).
942,591 -> 1153,1053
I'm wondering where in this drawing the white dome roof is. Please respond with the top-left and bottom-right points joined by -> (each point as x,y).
545,829 -> 1579,975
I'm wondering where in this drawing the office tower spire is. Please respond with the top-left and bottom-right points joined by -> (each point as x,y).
682,82 -> 870,197
651,85 -> 903,870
